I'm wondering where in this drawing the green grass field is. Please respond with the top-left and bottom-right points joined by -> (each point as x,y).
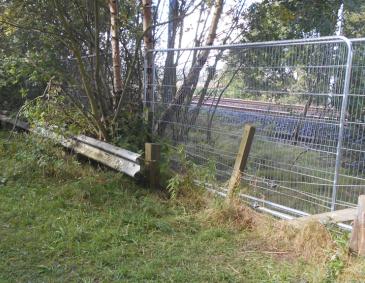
0,130 -> 364,282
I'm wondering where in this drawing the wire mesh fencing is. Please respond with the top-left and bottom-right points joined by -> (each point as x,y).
145,36 -> 365,217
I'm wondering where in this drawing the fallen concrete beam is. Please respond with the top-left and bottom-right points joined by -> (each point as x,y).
75,135 -> 140,163
0,114 -> 29,131
0,114 -> 141,177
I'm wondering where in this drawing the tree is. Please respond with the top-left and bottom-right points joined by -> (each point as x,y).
109,0 -> 123,99
161,0 -> 183,104
344,0 -> 365,37
142,0 -> 154,119
244,0 -> 341,41
156,0 -> 224,135
0,0 -> 145,141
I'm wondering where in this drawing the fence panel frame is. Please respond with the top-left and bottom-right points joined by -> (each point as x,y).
144,36 -> 365,217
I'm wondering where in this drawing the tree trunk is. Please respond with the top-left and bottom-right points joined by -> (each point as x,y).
189,54 -> 221,128
180,4 -> 244,140
291,96 -> 313,145
94,0 -> 108,119
109,0 -> 123,102
156,0 -> 224,135
206,69 -> 240,142
142,0 -> 154,108
53,0 -> 107,139
161,0 -> 179,104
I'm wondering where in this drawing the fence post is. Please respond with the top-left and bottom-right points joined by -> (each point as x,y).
145,143 -> 160,189
227,124 -> 255,200
331,38 -> 353,211
349,195 -> 365,256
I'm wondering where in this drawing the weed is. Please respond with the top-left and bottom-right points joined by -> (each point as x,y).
325,253 -> 345,282
167,173 -> 184,200
163,145 -> 216,204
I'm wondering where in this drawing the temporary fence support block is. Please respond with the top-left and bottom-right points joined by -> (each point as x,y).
227,124 -> 256,200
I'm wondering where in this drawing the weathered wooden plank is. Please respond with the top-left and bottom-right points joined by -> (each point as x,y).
227,124 -> 255,199
290,208 -> 357,227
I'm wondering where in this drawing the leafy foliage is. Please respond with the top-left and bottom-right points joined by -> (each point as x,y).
0,0 -> 145,141
244,0 -> 341,41
165,145 -> 217,201
344,0 -> 365,37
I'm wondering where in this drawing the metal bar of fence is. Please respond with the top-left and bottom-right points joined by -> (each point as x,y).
350,38 -> 365,42
332,37 -> 354,211
150,36 -> 356,52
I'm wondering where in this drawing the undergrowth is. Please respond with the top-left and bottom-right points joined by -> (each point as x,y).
0,130 -> 365,282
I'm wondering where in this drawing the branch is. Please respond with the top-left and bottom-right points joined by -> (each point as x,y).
7,76 -> 55,140
151,0 -> 203,29
0,19 -> 64,39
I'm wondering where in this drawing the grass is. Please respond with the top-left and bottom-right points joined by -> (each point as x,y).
0,130 -> 365,282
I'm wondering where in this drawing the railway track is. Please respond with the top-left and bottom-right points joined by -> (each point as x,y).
191,97 -> 338,119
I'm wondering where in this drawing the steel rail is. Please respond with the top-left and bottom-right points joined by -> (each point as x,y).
150,36 -> 354,52
331,37 -> 353,211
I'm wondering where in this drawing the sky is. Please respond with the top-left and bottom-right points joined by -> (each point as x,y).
151,0 -> 263,86
155,0 -> 262,50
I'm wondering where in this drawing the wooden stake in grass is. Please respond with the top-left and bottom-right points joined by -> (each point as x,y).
227,124 -> 255,200
145,143 -> 161,189
349,195 -> 365,256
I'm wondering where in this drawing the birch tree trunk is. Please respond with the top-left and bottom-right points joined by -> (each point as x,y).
109,0 -> 123,101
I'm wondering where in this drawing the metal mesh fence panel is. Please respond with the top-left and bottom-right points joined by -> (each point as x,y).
336,38 -> 365,211
146,36 -> 365,217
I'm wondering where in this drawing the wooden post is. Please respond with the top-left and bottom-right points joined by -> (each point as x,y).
145,143 -> 160,189
227,124 -> 255,200
349,195 -> 365,256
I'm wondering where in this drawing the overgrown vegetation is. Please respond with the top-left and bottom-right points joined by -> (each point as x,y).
0,130 -> 364,282
1,0 -> 365,280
